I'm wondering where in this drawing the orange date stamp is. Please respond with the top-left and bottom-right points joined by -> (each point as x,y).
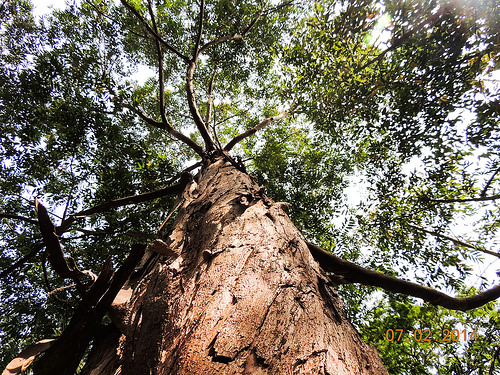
385,328 -> 478,342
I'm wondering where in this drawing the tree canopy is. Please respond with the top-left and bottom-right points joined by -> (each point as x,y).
1,0 -> 499,373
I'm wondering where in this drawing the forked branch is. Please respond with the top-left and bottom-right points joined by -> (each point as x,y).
124,104 -> 204,155
224,109 -> 292,151
306,241 -> 500,311
199,8 -> 264,54
120,0 -> 189,63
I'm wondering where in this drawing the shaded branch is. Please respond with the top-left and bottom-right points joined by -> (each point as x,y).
120,0 -> 189,63
481,166 -> 500,198
57,176 -> 194,234
0,243 -> 44,279
35,199 -> 80,281
306,241 -> 500,311
224,109 -> 291,151
0,213 -> 38,225
31,244 -> 144,375
408,224 -> 500,259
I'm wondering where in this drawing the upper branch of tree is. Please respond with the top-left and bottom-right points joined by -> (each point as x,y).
184,4 -> 268,152
205,67 -> 217,127
224,108 -> 292,151
193,0 -> 205,61
186,61 -> 216,151
198,7 -> 264,54
426,194 -> 500,204
124,104 -> 165,128
306,241 -> 500,311
120,0 -> 189,63
408,223 -> 500,259
147,1 -> 171,128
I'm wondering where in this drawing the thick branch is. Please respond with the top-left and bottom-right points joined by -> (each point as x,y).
35,199 -> 84,286
57,177 -> 192,235
306,241 -> 500,311
408,224 -> 500,259
186,61 -> 215,151
120,0 -> 189,63
224,109 -> 291,151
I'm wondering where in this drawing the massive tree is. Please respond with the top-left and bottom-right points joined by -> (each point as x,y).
1,0 -> 499,373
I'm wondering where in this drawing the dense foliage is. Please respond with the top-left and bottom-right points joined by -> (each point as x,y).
1,0 -> 499,373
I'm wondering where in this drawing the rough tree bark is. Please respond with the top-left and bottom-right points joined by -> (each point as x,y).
82,155 -> 388,374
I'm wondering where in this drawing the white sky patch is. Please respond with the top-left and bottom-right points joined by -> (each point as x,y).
32,0 -> 68,18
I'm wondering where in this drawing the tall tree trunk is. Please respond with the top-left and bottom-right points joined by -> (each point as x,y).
83,156 -> 388,374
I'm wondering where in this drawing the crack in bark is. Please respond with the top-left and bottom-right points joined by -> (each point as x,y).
207,333 -> 235,364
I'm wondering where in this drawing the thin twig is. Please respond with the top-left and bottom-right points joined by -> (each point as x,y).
408,224 -> 500,259
427,194 -> 500,204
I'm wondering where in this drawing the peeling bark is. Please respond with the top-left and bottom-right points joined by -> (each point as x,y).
85,157 -> 388,374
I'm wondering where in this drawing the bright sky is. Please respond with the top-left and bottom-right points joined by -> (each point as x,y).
32,0 -> 68,18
